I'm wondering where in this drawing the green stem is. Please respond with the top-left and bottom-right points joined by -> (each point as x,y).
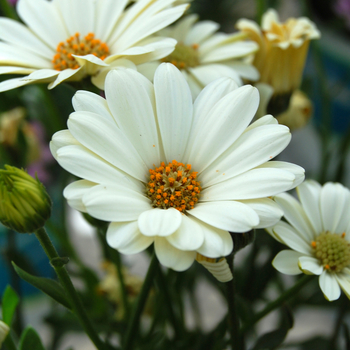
4,332 -> 18,350
0,0 -> 19,20
334,122 -> 350,183
123,253 -> 158,350
226,255 -> 244,350
155,266 -> 183,339
329,296 -> 348,349
96,227 -> 130,321
34,227 -> 107,350
240,275 -> 312,333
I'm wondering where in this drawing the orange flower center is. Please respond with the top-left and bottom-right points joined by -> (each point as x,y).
146,160 -> 201,212
52,32 -> 110,71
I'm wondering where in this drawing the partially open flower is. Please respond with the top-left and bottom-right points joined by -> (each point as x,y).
237,9 -> 320,114
0,320 -> 10,347
0,165 -> 51,233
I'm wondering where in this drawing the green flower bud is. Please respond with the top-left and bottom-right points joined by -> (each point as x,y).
0,165 -> 51,233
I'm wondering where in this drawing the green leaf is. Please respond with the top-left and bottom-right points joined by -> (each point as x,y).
12,262 -> 71,309
2,285 -> 19,326
19,327 -> 46,350
250,306 -> 294,350
343,322 -> 350,348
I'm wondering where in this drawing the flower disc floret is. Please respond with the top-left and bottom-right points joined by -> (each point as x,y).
146,160 -> 201,212
312,232 -> 350,273
161,43 -> 199,69
52,32 -> 110,71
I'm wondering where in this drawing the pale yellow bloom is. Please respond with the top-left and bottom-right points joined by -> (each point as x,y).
237,9 -> 320,97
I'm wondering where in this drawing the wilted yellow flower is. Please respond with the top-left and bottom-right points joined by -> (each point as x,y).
196,253 -> 233,282
0,165 -> 51,233
0,107 -> 26,147
0,320 -> 10,346
237,9 -> 320,113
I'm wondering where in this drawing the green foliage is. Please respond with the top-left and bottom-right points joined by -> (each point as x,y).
18,327 -> 46,350
1,285 -> 19,326
12,262 -> 71,309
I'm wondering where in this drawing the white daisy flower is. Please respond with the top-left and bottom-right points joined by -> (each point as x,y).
138,14 -> 259,98
0,0 -> 188,92
50,63 -> 304,271
268,180 -> 350,301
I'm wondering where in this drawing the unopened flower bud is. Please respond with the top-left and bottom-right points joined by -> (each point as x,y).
0,165 -> 51,233
0,320 -> 10,346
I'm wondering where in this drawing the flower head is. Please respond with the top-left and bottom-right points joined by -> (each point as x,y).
0,165 -> 51,233
138,14 -> 259,98
0,0 -> 188,92
50,64 -> 304,271
268,180 -> 350,301
236,9 -> 320,112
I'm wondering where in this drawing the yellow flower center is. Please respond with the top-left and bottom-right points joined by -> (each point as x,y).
161,43 -> 200,69
52,32 -> 110,71
146,160 -> 201,212
311,232 -> 350,273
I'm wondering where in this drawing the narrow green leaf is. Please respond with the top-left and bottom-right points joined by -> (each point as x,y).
12,262 -> 71,310
19,327 -> 46,350
2,285 -> 19,326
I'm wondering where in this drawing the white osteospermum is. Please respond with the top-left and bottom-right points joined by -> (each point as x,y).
50,63 -> 304,271
268,180 -> 350,301
0,0 -> 188,92
138,14 -> 259,98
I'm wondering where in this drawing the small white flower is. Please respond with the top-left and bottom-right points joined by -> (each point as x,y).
268,180 -> 350,301
138,14 -> 259,98
0,0 -> 188,91
50,63 -> 304,271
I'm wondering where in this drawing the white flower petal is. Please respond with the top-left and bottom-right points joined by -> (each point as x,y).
296,180 -> 323,234
50,130 -> 80,159
273,221 -> 312,254
154,63 -> 193,162
166,215 -> 204,251
194,218 -> 233,258
63,180 -> 96,212
68,111 -> 148,181
200,168 -> 295,201
298,256 -> 323,275
320,182 -> 348,233
241,198 -> 283,228
272,250 -> 304,275
0,17 -> 53,59
155,237 -> 196,271
106,221 -> 153,254
0,76 -> 36,93
189,201 -> 259,232
274,192 -> 315,241
18,0 -> 68,50
83,184 -> 152,222
185,20 -> 219,45
200,124 -> 291,186
319,270 -> 341,301
138,208 -> 182,237
104,69 -> 160,168
335,274 -> 350,299
48,67 -> 84,89
185,85 -> 259,172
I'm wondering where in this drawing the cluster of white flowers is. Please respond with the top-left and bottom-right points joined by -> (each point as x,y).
1,0 -> 349,301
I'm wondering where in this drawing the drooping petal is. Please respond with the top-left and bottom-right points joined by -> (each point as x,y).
319,270 -> 341,301
298,256 -> 323,275
154,63 -> 193,162
335,274 -> 350,299
107,221 -> 153,254
188,201 -> 259,232
155,237 -> 196,271
83,184 -> 152,222
272,250 -> 304,275
50,130 -> 80,159
166,214 -> 204,251
138,208 -> 182,237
